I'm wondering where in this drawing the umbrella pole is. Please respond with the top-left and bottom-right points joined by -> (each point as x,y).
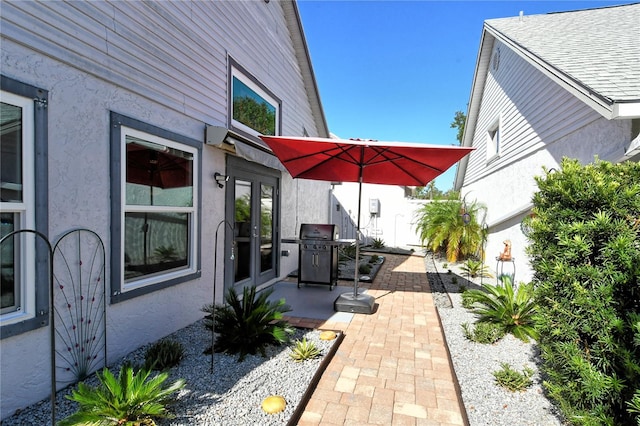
334,151 -> 375,314
353,178 -> 362,297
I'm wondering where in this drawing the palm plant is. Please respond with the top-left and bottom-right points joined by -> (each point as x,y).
463,275 -> 538,341
59,365 -> 185,426
202,285 -> 293,361
460,259 -> 493,278
414,198 -> 486,262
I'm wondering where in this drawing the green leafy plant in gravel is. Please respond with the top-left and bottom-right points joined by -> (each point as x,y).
59,365 -> 185,426
528,158 -> 640,426
289,338 -> 321,362
493,363 -> 534,392
202,285 -> 294,361
462,321 -> 506,344
463,275 -> 538,342
144,339 -> 184,371
460,258 -> 493,278
359,262 -> 372,274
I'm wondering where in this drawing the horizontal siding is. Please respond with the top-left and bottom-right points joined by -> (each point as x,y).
464,40 -> 601,185
1,0 -> 318,137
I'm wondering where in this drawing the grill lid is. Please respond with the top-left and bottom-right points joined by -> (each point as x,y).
299,224 -> 339,241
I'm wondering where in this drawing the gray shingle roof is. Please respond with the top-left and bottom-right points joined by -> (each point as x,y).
485,3 -> 640,102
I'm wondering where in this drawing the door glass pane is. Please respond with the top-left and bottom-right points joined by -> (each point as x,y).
0,212 -> 19,313
124,212 -> 189,281
1,102 -> 23,203
260,184 -> 274,273
234,180 -> 252,283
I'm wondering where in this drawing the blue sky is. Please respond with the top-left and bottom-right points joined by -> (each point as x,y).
296,0 -> 635,190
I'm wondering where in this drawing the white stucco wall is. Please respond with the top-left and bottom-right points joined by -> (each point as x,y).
331,183 -> 427,248
462,117 -> 633,283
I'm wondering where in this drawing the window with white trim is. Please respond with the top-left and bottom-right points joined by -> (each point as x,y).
1,76 -> 48,336
229,59 -> 281,139
110,114 -> 201,302
487,118 -> 501,162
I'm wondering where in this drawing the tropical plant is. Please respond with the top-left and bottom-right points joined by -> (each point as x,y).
463,275 -> 538,342
414,198 -> 486,262
289,338 -> 321,362
493,363 -> 534,392
369,254 -> 380,264
144,339 -> 184,371
202,285 -> 293,361
59,365 -> 185,426
371,238 -> 385,249
338,242 -> 360,263
528,158 -> 640,425
460,259 -> 493,278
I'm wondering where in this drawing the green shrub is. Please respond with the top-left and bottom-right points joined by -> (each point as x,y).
528,158 -> 640,425
460,259 -> 493,278
463,275 -> 538,342
289,338 -> 321,362
144,339 -> 184,371
493,363 -> 534,392
369,254 -> 380,264
202,285 -> 294,361
59,365 -> 185,426
461,290 -> 474,309
358,263 -> 372,274
462,321 -> 506,344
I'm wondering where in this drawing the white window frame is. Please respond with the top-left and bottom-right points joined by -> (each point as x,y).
119,126 -> 199,292
486,116 -> 501,163
1,91 -> 36,325
230,63 -> 280,138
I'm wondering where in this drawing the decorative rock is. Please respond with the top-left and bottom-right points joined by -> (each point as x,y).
319,330 -> 337,341
261,395 -> 286,414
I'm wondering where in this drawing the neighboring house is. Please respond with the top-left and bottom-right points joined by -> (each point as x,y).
331,182 -> 427,248
0,0 -> 330,418
455,3 -> 640,283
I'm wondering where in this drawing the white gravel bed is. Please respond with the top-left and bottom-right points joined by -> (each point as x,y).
2,320 -> 339,426
426,255 -> 565,426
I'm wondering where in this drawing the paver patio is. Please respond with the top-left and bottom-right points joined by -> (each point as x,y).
285,252 -> 468,426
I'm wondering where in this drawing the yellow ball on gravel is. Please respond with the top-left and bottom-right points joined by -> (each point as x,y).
319,330 -> 337,340
261,395 -> 286,414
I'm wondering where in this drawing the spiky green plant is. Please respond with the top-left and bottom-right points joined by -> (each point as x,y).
144,339 -> 184,371
460,259 -> 493,278
371,238 -> 385,249
59,365 -> 185,426
202,285 -> 293,361
290,338 -> 321,362
463,275 -> 538,342
493,363 -> 534,392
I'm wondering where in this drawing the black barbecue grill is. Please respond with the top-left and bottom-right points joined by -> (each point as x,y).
297,224 -> 340,290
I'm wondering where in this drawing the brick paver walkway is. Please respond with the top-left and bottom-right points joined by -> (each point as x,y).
285,253 -> 468,426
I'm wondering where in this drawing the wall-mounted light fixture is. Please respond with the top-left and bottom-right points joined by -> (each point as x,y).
214,172 -> 229,188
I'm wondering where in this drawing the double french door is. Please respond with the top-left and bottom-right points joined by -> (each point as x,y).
224,156 -> 280,292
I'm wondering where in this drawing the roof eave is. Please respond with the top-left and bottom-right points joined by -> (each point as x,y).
282,0 -> 330,137
485,23 -> 640,120
454,27 -> 494,191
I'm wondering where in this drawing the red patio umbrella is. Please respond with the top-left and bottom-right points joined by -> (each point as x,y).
260,135 -> 474,313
